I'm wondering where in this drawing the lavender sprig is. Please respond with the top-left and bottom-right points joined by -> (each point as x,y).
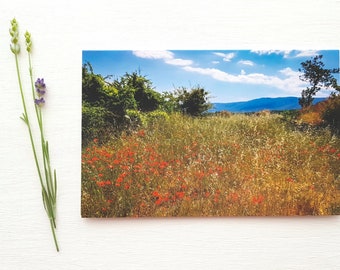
10,18 -> 59,252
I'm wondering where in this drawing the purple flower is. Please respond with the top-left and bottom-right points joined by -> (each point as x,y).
35,97 -> 45,106
35,78 -> 46,96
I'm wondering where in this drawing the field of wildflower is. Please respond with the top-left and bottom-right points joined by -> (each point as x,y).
81,113 -> 340,217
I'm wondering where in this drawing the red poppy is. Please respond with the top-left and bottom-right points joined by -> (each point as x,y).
155,199 -> 162,205
286,177 -> 294,183
252,195 -> 264,205
137,130 -> 145,137
113,159 -> 120,165
176,191 -> 185,199
152,191 -> 160,197
96,181 -> 106,187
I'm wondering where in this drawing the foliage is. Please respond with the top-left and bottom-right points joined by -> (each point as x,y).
279,110 -> 300,122
82,62 -> 137,116
82,63 -> 213,146
214,110 -> 233,118
296,95 -> 340,134
298,55 -> 339,108
144,110 -> 170,125
322,95 -> 340,132
299,111 -> 324,126
169,86 -> 212,116
82,103 -> 119,146
126,109 -> 170,128
82,113 -> 340,217
115,71 -> 161,112
126,109 -> 147,127
160,91 -> 181,113
82,64 -> 165,145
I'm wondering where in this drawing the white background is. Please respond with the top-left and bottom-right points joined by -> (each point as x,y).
0,0 -> 339,269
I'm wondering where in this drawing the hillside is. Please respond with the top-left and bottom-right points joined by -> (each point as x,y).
210,97 -> 326,113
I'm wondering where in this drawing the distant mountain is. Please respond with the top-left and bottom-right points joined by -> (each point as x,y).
210,97 -> 327,113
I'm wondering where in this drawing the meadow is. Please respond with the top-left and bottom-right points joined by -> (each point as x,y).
81,112 -> 340,217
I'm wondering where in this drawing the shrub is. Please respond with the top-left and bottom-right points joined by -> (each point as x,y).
82,103 -> 117,146
322,95 -> 340,132
145,110 -> 169,125
126,109 -> 147,127
125,109 -> 169,127
279,110 -> 299,122
299,111 -> 323,125
215,110 -> 233,118
255,110 -> 271,117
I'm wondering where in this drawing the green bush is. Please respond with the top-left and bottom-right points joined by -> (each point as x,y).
126,109 -> 147,127
145,110 -> 169,125
126,109 -> 169,127
82,103 -> 116,146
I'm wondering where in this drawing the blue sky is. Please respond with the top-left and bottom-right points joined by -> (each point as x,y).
82,50 -> 339,103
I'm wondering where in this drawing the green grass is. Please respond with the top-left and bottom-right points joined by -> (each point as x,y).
82,113 -> 340,217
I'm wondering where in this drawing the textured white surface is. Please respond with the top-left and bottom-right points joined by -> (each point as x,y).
0,0 -> 339,269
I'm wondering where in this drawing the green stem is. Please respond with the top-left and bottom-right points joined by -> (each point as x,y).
28,53 -> 59,251
14,54 -> 44,189
15,52 -> 59,252
49,218 -> 59,252
28,54 -> 55,202
28,53 -> 54,196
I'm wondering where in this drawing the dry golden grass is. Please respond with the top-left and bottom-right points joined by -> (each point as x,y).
82,113 -> 340,217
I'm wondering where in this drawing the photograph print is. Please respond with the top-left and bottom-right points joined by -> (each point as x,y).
81,50 -> 340,217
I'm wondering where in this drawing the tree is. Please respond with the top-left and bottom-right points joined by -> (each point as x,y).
298,55 -> 338,108
82,62 -> 107,105
176,86 -> 212,116
118,71 -> 161,112
160,90 -> 183,113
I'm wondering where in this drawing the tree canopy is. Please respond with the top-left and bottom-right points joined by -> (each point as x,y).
298,55 -> 339,108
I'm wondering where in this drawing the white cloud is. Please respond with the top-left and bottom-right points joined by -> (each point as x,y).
212,61 -> 220,64
251,50 -> 292,58
251,50 -> 320,59
182,65 -> 306,95
238,60 -> 254,66
183,66 -> 237,82
133,50 -> 193,67
294,50 -> 319,57
133,50 -> 173,59
213,52 -> 236,62
213,53 -> 224,57
279,67 -> 300,77
133,50 -> 309,96
165,58 -> 193,66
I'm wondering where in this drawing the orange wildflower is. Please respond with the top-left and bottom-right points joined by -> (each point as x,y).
286,177 -> 294,183
176,191 -> 185,199
155,198 -> 162,205
152,191 -> 160,197
252,195 -> 264,205
96,181 -> 106,187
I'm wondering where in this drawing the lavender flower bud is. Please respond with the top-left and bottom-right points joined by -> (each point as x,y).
34,97 -> 45,106
9,18 -> 20,55
25,31 -> 32,53
35,78 -> 46,96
